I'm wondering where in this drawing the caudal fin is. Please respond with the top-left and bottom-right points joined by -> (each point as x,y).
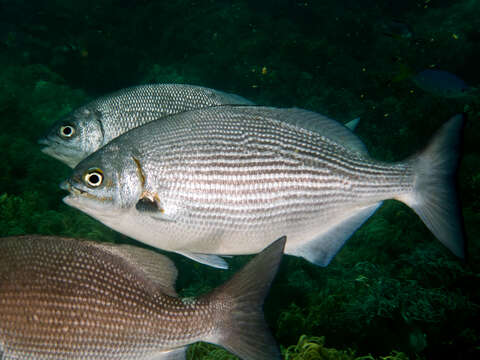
399,114 -> 465,258
203,237 -> 285,360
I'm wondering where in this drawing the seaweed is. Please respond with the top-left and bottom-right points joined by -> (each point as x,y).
283,335 -> 410,360
185,335 -> 411,360
187,343 -> 238,360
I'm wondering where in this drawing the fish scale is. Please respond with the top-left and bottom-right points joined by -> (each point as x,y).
0,235 -> 284,359
40,84 -> 253,168
61,105 -> 465,270
91,85 -> 254,145
146,114 -> 411,215
0,237 -> 212,358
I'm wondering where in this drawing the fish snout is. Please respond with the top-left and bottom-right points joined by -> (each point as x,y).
38,137 -> 50,146
60,180 -> 72,192
60,178 -> 92,197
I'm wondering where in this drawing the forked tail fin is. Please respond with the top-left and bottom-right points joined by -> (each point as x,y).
203,237 -> 285,360
398,114 -> 465,258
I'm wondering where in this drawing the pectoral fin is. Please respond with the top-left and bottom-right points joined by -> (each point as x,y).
176,251 -> 229,269
136,196 -> 162,213
133,155 -> 175,221
136,195 -> 176,222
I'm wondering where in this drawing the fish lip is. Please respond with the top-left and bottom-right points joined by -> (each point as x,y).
38,137 -> 51,146
60,180 -> 73,192
72,186 -> 86,196
40,142 -> 81,168
61,180 -> 114,205
38,139 -> 60,156
62,188 -> 119,219
60,180 -> 70,191
38,135 -> 63,148
60,180 -> 86,196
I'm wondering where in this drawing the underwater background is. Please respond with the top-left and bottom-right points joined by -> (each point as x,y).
0,0 -> 479,358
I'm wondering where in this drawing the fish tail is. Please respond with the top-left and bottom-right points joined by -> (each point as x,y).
203,237 -> 285,360
399,114 -> 465,258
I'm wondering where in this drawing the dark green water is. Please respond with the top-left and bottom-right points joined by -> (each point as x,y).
0,0 -> 479,358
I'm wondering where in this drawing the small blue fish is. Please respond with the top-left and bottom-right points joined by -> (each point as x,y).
413,69 -> 470,98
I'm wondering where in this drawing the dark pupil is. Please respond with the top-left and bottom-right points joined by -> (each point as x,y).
63,127 -> 72,135
89,174 -> 100,184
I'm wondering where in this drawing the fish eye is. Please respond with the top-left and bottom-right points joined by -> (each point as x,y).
59,125 -> 75,139
84,169 -> 104,188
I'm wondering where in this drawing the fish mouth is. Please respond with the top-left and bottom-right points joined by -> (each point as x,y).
38,137 -> 51,146
60,180 -> 115,212
62,191 -> 119,220
38,138 -> 56,156
60,180 -> 88,196
61,180 -> 98,199
38,136 -> 62,151
40,142 -> 81,168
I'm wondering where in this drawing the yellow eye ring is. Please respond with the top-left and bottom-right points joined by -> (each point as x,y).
59,125 -> 75,139
84,169 -> 103,188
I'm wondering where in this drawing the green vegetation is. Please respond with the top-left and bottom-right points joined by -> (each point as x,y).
283,335 -> 411,360
185,335 -> 411,360
188,342 -> 238,360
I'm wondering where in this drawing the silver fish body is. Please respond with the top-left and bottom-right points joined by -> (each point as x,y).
39,84 -> 253,168
63,106 -> 465,268
0,235 -> 284,360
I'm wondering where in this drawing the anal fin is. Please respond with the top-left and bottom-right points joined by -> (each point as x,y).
176,251 -> 229,269
288,202 -> 382,266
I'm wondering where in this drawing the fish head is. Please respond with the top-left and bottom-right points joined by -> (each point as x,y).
39,106 -> 104,168
61,144 -> 143,219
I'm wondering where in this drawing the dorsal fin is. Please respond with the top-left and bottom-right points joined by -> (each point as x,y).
94,243 -> 178,297
345,117 -> 360,131
264,107 -> 368,155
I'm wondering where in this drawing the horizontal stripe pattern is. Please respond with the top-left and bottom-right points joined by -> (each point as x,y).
93,84 -> 252,144
113,106 -> 415,230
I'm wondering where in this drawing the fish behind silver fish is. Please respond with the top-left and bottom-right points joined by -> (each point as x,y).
62,106 -> 465,269
412,69 -> 471,98
39,84 -> 253,168
0,235 -> 284,360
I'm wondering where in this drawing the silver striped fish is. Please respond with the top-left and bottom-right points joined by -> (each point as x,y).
61,106 -> 465,268
0,235 -> 284,360
39,84 -> 253,168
